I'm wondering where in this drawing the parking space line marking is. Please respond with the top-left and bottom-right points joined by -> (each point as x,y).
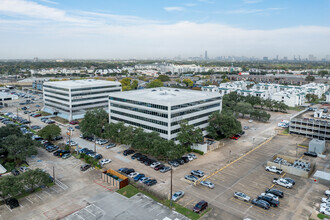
229,197 -> 251,208
74,214 -> 85,220
49,187 -> 60,193
5,205 -> 12,212
183,199 -> 194,208
84,208 -> 96,216
270,173 -> 286,189
198,135 -> 275,184
26,197 -> 34,204
35,194 -> 43,200
42,190 -> 51,196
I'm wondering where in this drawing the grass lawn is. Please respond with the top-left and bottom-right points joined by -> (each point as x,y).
117,184 -> 206,220
318,213 -> 330,219
52,116 -> 69,124
288,106 -> 303,111
38,111 -> 51,116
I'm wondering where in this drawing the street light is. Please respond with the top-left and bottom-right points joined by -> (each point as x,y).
170,165 -> 173,208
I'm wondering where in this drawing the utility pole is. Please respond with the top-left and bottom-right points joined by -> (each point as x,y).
94,134 -> 96,153
53,166 -> 55,183
170,165 -> 173,208
16,107 -> 18,117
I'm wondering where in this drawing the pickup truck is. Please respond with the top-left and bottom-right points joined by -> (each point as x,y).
265,166 -> 283,174
273,178 -> 293,188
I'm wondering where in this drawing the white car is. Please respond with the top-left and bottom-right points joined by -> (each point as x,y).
66,140 -> 77,146
265,166 -> 283,174
100,159 -> 111,165
150,162 -> 161,168
67,127 -> 74,131
322,198 -> 330,203
233,192 -> 250,202
326,189 -> 330,197
320,206 -> 330,215
260,193 -> 279,201
200,181 -> 214,189
187,153 -> 197,160
172,191 -> 184,202
272,178 -> 293,188
128,172 -> 139,178
321,202 -> 330,209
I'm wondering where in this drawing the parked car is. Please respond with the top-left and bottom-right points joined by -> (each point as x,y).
106,143 -> 116,149
128,172 -> 139,178
19,167 -> 30,172
123,168 -> 135,175
123,149 -> 134,155
168,160 -> 180,167
172,191 -> 184,202
100,159 -> 111,165
146,179 -> 157,186
69,121 -> 79,125
139,177 -> 149,183
67,127 -> 74,131
322,198 -> 330,203
251,199 -> 270,209
272,178 -> 293,188
265,188 -> 284,198
185,175 -> 198,182
181,156 -> 190,163
66,140 -> 77,146
80,164 -> 91,171
304,151 -> 317,157
5,198 -> 19,209
193,200 -> 208,213
260,193 -> 279,201
133,174 -> 145,182
257,195 -> 280,207
160,166 -> 171,173
326,189 -> 330,197
265,166 -> 283,174
154,164 -> 165,171
319,207 -> 330,216
283,177 -> 295,185
131,153 -> 141,160
62,153 -> 71,159
187,153 -> 197,160
11,169 -> 20,176
150,162 -> 161,168
94,154 -> 103,159
191,170 -> 204,178
200,181 -> 214,189
234,192 -> 250,202
230,135 -> 240,140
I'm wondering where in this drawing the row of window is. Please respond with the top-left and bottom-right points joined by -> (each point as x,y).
44,89 -> 68,97
109,97 -> 168,110
44,103 -> 69,112
44,85 -> 69,91
71,85 -> 121,92
110,103 -> 168,118
45,98 -> 69,107
71,89 -> 121,97
111,116 -> 168,134
170,120 -> 209,134
171,103 -> 220,118
72,95 -> 108,102
111,110 -> 168,127
171,97 -> 221,110
72,100 -> 108,108
171,111 -> 218,126
44,94 -> 69,102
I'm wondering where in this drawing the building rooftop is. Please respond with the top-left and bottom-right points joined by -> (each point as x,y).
44,80 -> 121,89
109,87 -> 221,106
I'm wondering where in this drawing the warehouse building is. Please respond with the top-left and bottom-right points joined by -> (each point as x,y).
108,87 -> 222,140
43,80 -> 121,121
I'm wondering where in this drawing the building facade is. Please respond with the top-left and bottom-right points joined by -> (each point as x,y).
43,80 -> 121,121
108,88 -> 222,140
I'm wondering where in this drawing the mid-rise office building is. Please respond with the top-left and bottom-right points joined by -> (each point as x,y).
109,87 -> 222,140
43,80 -> 121,121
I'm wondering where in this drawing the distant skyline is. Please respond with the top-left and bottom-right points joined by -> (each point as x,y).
0,0 -> 329,59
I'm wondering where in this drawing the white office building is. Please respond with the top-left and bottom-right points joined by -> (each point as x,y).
108,88 -> 222,140
43,80 -> 121,121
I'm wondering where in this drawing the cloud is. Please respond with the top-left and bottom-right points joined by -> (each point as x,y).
164,7 -> 185,12
243,0 -> 263,4
227,7 -> 282,14
184,3 -> 197,7
198,0 -> 215,4
39,0 -> 58,4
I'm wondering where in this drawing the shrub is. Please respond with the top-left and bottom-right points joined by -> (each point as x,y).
192,149 -> 204,155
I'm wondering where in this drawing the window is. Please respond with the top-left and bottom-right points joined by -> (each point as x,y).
111,103 -> 168,118
109,97 -> 168,110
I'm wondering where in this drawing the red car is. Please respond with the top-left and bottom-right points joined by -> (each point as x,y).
33,114 -> 41,117
69,121 -> 79,125
230,135 -> 240,140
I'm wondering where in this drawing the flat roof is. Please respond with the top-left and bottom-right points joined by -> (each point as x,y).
109,87 -> 221,106
44,80 -> 121,89
0,92 -> 13,98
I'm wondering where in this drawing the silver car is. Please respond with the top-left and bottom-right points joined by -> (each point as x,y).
185,175 -> 198,182
172,191 -> 184,202
200,181 -> 214,189
191,170 -> 204,178
234,192 -> 251,202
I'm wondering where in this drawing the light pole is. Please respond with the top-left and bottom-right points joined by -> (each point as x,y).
94,134 -> 96,153
170,165 -> 173,208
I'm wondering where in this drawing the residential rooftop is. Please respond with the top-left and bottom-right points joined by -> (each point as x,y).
109,87 -> 221,106
43,80 -> 121,89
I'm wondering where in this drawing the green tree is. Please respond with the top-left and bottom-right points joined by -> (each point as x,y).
80,108 -> 108,137
182,79 -> 194,87
306,94 -> 318,103
0,124 -> 21,138
2,135 -> 38,164
20,169 -> 51,192
318,70 -> 328,77
37,124 -> 61,141
120,77 -> 132,91
207,112 -> 242,139
147,79 -> 163,88
0,176 -> 23,200
157,75 -> 170,82
131,80 -> 138,90
234,102 -> 253,118
305,75 -> 315,82
176,121 -> 203,149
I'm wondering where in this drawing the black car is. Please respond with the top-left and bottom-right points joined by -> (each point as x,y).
265,188 -> 284,198
176,158 -> 185,165
80,164 -> 91,171
284,178 -> 295,185
146,179 -> 157,186
144,159 -> 154,166
11,169 -> 20,176
131,153 -> 141,160
251,199 -> 270,209
154,164 -> 165,171
181,156 -> 189,163
257,195 -> 279,207
123,150 -> 135,156
6,198 -> 19,209
304,151 -> 317,157
53,149 -> 63,156
123,168 -> 135,175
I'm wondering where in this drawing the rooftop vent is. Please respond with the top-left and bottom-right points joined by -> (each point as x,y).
174,89 -> 180,92
151,89 -> 157,92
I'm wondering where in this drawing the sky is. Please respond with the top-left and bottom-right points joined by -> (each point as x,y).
0,0 -> 329,59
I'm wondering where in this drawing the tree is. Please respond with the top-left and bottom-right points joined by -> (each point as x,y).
20,169 -> 51,192
305,75 -> 315,82
157,75 -> 170,82
38,124 -> 61,141
176,121 -> 203,149
278,102 -> 289,112
120,77 -> 133,91
0,124 -> 21,138
80,108 -> 108,137
147,79 -> 163,88
0,176 -> 23,200
2,135 -> 38,164
182,79 -> 194,87
131,80 -> 138,90
207,112 -> 242,139
318,70 -> 328,77
234,102 -> 253,118
306,94 -> 318,103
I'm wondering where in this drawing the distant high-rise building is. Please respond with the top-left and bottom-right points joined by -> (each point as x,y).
283,57 -> 288,61
276,55 -> 279,60
205,50 -> 208,60
325,55 -> 330,61
308,54 -> 317,61
263,57 -> 268,61
33,57 -> 38,62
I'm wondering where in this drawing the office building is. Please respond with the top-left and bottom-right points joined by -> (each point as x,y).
43,80 -> 121,121
205,50 -> 208,60
109,88 -> 222,140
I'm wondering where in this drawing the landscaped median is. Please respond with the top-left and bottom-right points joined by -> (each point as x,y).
116,184 -> 211,220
